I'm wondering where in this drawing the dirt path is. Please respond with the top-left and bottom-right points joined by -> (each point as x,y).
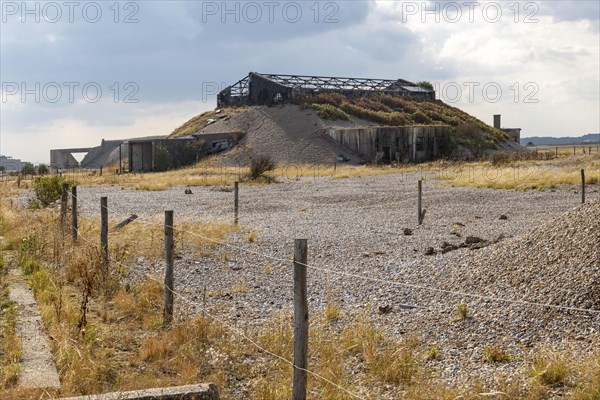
8,268 -> 60,390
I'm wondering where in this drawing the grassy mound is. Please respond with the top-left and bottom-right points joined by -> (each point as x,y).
298,93 -> 509,151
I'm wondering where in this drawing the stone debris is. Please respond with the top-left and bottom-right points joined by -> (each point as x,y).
464,236 -> 484,244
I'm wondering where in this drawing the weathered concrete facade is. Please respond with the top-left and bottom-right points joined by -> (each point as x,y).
325,126 -> 450,163
128,133 -> 242,172
502,128 -> 521,143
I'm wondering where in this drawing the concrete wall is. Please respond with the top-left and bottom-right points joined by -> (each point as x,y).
326,125 -> 450,163
50,149 -> 88,169
502,128 -> 521,143
129,142 -> 153,172
80,139 -> 123,168
128,133 -> 242,172
248,72 -> 293,106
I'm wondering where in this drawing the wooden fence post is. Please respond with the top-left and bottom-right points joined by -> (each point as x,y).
71,186 -> 78,241
100,197 -> 108,272
293,239 -> 308,400
581,169 -> 585,204
164,210 -> 174,327
100,165 -> 103,177
234,182 -> 239,225
60,183 -> 69,227
418,180 -> 426,225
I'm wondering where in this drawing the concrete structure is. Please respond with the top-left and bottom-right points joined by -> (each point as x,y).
50,147 -> 91,169
325,126 -> 450,163
218,72 -> 435,107
0,155 -> 22,171
494,114 -> 521,143
50,140 -> 124,169
127,132 -> 242,172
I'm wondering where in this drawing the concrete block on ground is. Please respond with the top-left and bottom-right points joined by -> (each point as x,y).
59,383 -> 219,400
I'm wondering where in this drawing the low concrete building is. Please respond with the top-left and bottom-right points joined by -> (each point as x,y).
127,132 -> 243,172
0,155 -> 23,171
325,126 -> 450,163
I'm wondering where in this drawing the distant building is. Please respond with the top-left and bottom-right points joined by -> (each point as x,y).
0,155 -> 22,171
494,114 -> 521,143
218,72 -> 436,107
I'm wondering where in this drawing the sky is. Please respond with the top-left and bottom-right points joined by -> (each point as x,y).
1,0 -> 599,163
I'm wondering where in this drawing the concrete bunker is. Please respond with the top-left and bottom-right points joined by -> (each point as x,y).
325,126 -> 450,163
127,133 -> 242,172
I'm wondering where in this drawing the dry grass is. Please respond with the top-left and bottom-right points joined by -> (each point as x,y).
0,254 -> 22,390
21,148 -> 596,193
169,107 -> 248,138
483,345 -> 510,363
529,348 -> 570,387
437,154 -> 599,190
2,183 -> 600,399
323,289 -> 341,323
71,213 -> 240,263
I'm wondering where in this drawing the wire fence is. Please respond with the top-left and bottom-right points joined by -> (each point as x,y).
10,181 -> 599,398
65,193 -> 365,399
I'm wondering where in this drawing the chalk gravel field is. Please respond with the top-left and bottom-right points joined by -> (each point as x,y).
73,173 -> 600,390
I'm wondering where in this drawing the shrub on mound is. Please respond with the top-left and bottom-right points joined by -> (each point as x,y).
247,155 -> 276,182
310,103 -> 350,120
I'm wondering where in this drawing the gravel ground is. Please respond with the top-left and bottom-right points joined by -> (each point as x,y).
73,173 -> 600,391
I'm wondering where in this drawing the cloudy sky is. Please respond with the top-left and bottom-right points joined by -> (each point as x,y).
1,0 -> 599,163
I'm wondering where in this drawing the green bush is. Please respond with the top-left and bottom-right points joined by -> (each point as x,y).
416,81 -> 434,91
37,163 -> 48,175
340,103 -> 391,125
33,175 -> 70,206
412,111 -> 432,124
21,162 -> 36,175
310,103 -> 349,120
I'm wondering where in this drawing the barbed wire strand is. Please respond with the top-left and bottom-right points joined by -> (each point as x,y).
68,219 -> 366,400
70,191 -> 600,316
